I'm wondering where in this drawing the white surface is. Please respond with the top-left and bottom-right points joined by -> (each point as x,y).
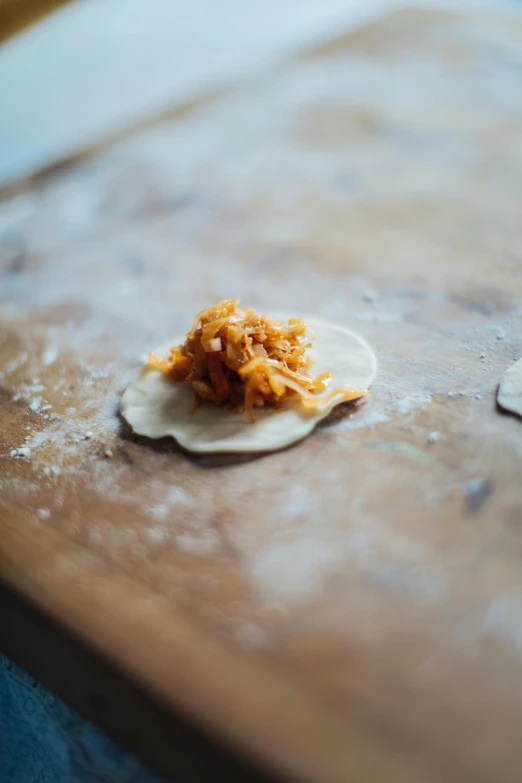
120,320 -> 377,453
0,0 -> 517,186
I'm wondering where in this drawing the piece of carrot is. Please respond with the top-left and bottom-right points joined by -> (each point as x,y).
207,352 -> 230,403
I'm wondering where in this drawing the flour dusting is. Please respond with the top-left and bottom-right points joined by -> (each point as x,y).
250,539 -> 341,602
42,345 -> 59,366
483,594 -> 522,651
396,392 -> 433,416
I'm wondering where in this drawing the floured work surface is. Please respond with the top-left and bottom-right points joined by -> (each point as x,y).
2,8 -> 522,783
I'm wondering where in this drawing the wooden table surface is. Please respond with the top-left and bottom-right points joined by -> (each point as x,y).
2,7 -> 522,782
0,0 -> 69,44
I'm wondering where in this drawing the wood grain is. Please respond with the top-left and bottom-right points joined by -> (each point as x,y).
2,8 -> 522,782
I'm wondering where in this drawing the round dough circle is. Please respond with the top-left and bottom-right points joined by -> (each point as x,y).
120,318 -> 377,453
497,357 -> 522,418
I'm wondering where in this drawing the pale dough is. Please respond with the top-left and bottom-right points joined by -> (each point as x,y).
497,357 -> 522,418
120,318 -> 377,453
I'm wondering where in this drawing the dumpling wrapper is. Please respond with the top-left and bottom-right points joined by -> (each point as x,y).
497,357 -> 522,418
121,318 -> 377,453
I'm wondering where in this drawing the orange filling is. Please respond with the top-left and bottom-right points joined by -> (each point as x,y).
147,299 -> 366,419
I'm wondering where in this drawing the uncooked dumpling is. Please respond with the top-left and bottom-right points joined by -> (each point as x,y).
121,318 -> 377,453
497,357 -> 522,418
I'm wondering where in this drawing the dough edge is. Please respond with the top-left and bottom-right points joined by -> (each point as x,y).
497,357 -> 522,418
121,318 -> 377,453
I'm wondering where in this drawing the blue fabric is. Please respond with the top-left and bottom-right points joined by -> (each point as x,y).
0,652 -> 169,783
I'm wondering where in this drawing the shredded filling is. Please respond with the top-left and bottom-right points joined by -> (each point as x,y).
147,299 -> 366,419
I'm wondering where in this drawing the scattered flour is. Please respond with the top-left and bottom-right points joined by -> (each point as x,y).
396,392 -> 433,416
483,593 -> 522,650
10,447 -> 31,458
250,538 -> 340,603
333,408 -> 390,432
89,529 -> 102,544
167,486 -> 196,507
282,484 -> 320,519
146,527 -> 168,543
149,504 -> 169,521
42,345 -> 59,366
176,531 -> 220,554
234,622 -> 267,649
367,566 -> 447,605
4,352 -> 27,374
332,390 -> 431,435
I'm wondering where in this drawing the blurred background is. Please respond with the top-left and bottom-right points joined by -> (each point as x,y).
0,0 -> 516,186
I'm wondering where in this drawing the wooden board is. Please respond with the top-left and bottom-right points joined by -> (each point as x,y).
0,0 -> 70,45
2,7 -> 522,782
